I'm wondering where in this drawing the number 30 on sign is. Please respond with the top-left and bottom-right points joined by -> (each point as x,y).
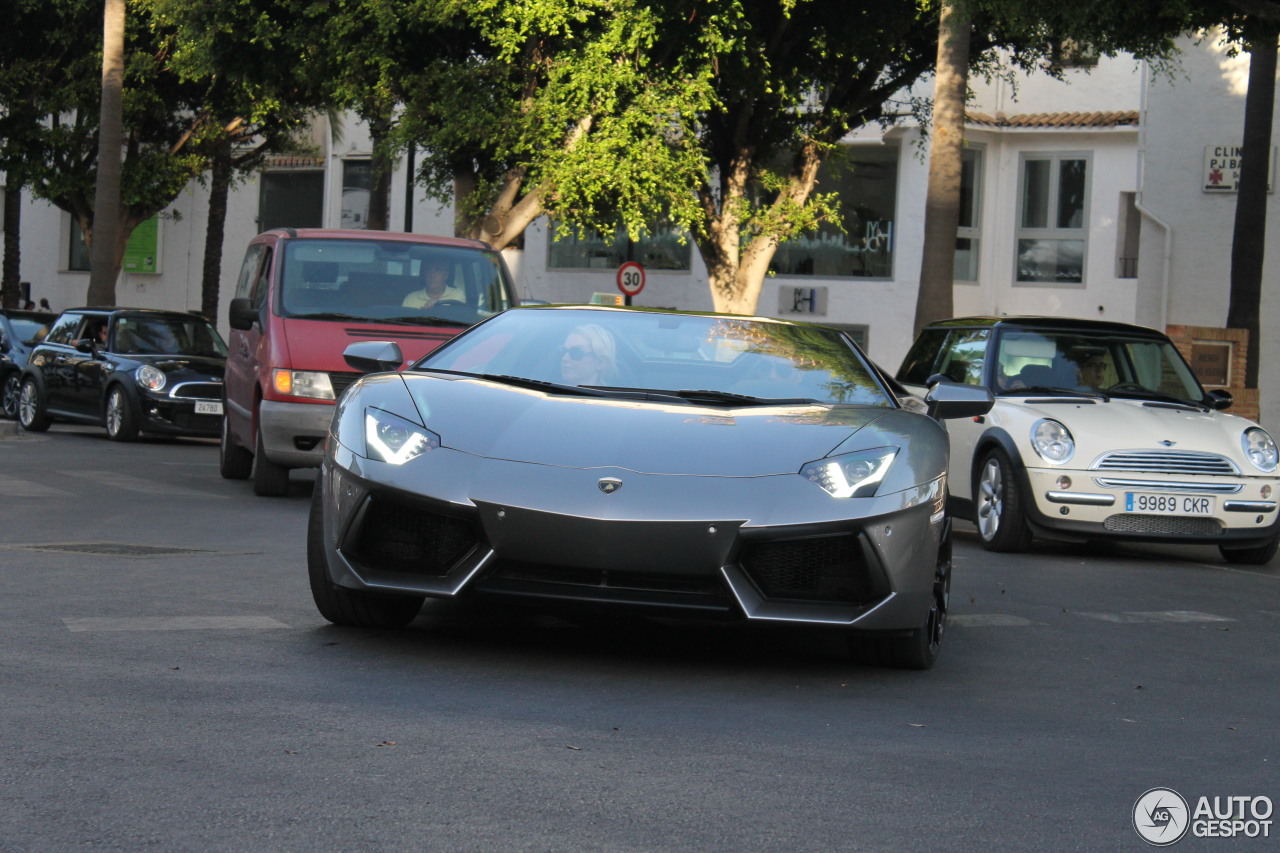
616,261 -> 646,298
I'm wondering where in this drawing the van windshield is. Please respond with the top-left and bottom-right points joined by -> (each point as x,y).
278,238 -> 515,327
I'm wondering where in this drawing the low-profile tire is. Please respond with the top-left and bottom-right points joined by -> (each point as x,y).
1,371 -> 20,419
252,425 -> 291,497
1219,537 -> 1279,566
104,385 -> 140,442
847,531 -> 951,670
974,448 -> 1033,553
220,415 -> 253,480
307,484 -> 423,628
17,376 -> 50,432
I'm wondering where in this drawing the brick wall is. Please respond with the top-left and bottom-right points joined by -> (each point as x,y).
1164,324 -> 1258,422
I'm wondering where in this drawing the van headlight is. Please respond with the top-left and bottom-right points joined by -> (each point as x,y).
1032,419 -> 1074,463
801,448 -> 898,498
273,368 -> 335,400
365,408 -> 440,465
1242,427 -> 1278,472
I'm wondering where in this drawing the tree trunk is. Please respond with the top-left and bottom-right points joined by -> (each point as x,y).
366,116 -> 392,232
87,0 -> 126,307
200,143 -> 233,321
2,178 -> 21,309
452,166 -> 479,238
913,0 -> 972,335
1228,21 -> 1278,390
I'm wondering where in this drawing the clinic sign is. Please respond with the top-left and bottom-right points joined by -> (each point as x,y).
1203,144 -> 1275,193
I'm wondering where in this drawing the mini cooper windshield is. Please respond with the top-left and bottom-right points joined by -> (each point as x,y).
993,328 -> 1205,406
417,308 -> 894,407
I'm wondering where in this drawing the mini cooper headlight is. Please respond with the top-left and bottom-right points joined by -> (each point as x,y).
273,368 -> 335,400
1242,427 -> 1278,473
801,447 -> 898,498
1032,419 -> 1074,464
134,364 -> 166,392
364,408 -> 440,465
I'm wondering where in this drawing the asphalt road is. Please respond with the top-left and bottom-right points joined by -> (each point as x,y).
1,424 -> 1277,852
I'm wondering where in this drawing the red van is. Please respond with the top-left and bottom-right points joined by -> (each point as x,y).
220,228 -> 518,495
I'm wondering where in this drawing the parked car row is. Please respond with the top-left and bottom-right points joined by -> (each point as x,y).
7,230 -> 1277,669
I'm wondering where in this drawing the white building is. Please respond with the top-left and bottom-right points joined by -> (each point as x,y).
5,31 -> 1276,427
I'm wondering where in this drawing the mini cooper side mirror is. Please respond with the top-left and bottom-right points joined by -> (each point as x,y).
1205,388 -> 1233,410
924,378 -> 994,421
74,338 -> 96,354
343,341 -> 404,374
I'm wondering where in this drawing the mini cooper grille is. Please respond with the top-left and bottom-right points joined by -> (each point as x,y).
170,382 -> 222,400
740,536 -> 876,604
1092,451 -> 1238,476
1103,514 -> 1223,536
350,497 -> 479,576
328,371 -> 362,398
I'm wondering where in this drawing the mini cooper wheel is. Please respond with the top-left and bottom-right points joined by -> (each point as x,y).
104,386 -> 139,442
220,416 -> 253,480
1,371 -> 20,419
17,376 -> 50,432
1219,537 -> 1279,566
307,485 -> 423,628
974,448 -> 1032,552
252,426 -> 291,497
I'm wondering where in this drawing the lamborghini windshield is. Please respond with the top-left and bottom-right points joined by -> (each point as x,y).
417,307 -> 894,407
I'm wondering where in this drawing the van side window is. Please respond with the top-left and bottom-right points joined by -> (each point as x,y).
235,244 -> 267,300
252,247 -> 274,308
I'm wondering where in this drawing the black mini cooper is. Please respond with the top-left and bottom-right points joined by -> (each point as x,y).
18,308 -> 227,441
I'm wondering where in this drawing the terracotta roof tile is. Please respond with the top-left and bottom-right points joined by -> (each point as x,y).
264,154 -> 324,168
965,110 -> 1139,128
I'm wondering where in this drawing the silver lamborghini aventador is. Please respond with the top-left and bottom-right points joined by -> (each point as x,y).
308,306 -> 991,669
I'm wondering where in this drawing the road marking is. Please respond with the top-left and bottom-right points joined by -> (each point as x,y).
62,616 -> 290,632
78,470 -> 223,497
950,613 -> 1041,628
1077,610 -> 1234,624
0,474 -> 74,497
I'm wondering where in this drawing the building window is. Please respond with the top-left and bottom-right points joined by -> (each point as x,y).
771,144 -> 898,278
69,219 -> 90,271
547,222 -> 691,271
955,148 -> 983,282
1016,153 -> 1089,285
258,170 -> 324,232
341,159 -> 373,229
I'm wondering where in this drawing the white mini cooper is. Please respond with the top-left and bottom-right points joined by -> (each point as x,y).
897,317 -> 1279,564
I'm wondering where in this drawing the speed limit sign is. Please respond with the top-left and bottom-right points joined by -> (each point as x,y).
616,261 -> 646,301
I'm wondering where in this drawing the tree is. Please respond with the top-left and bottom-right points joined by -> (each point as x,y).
88,0 -> 126,306
914,0 -> 972,333
144,0 -> 324,318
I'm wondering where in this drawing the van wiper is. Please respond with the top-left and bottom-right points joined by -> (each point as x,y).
674,388 -> 821,406
290,312 -> 364,321
383,315 -> 471,327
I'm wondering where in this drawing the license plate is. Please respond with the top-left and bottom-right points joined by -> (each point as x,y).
1125,493 -> 1215,515
195,401 -> 223,416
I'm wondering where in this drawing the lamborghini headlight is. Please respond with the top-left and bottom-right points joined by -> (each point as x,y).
364,408 -> 440,465
801,447 -> 898,498
1242,427 -> 1279,473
